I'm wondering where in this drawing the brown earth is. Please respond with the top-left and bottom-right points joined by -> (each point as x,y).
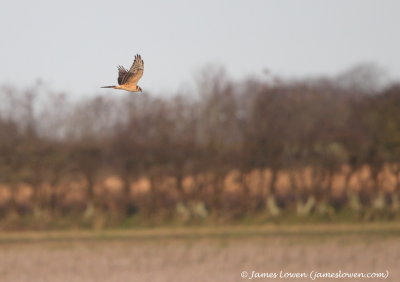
0,226 -> 398,282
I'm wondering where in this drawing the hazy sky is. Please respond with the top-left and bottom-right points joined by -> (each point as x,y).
1,0 -> 399,97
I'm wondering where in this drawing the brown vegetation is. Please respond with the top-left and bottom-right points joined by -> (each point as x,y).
0,66 -> 400,228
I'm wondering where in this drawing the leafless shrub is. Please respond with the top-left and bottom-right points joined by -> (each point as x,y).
0,66 -> 399,227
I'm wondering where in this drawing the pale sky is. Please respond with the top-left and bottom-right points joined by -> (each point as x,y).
1,0 -> 399,98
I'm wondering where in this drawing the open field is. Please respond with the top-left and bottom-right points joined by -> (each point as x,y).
0,224 -> 399,282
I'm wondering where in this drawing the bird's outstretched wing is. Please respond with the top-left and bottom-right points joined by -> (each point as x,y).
121,54 -> 144,86
117,65 -> 128,85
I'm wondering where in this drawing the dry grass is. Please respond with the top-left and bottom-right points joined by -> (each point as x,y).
0,164 -> 398,208
0,224 -> 399,282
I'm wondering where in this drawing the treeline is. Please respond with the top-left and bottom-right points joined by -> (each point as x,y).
0,67 -> 400,228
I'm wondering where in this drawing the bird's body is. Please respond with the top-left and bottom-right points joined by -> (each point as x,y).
102,54 -> 144,92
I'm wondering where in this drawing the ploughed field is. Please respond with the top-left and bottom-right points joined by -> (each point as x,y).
0,224 -> 399,282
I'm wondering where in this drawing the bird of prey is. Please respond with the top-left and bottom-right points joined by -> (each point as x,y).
101,54 -> 144,92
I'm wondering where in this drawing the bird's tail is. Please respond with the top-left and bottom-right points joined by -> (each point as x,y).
101,85 -> 117,89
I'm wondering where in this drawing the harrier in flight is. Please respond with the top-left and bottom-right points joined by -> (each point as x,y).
101,54 -> 144,92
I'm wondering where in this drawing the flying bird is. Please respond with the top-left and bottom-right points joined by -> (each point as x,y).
101,54 -> 144,92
